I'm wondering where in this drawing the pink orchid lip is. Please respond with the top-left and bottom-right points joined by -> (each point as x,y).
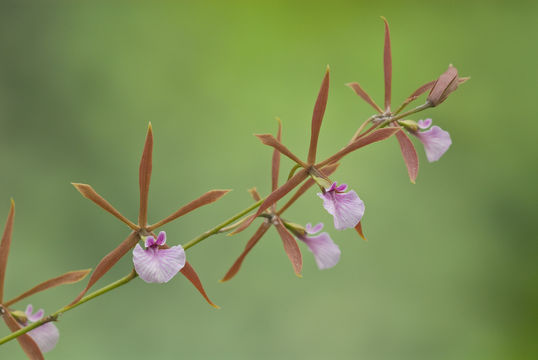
23,304 -> 60,353
296,223 -> 341,270
318,183 -> 365,230
133,231 -> 186,283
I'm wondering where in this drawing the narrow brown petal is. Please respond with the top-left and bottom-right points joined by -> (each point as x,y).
355,221 -> 367,241
69,232 -> 139,305
255,134 -> 307,168
316,128 -> 400,167
248,188 -> 262,202
382,16 -> 392,111
5,269 -> 92,307
2,312 -> 44,360
220,222 -> 271,282
148,190 -> 231,231
307,66 -> 330,164
230,169 -> 309,235
139,122 -> 153,227
72,183 -> 138,230
272,118 -> 282,192
180,261 -> 219,308
0,199 -> 15,302
274,220 -> 302,276
395,130 -> 419,183
346,82 -> 384,114
277,163 -> 339,215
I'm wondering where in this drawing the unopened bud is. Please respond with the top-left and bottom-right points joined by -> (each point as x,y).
398,120 -> 419,132
427,65 -> 466,106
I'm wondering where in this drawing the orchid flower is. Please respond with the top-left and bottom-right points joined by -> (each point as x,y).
70,123 -> 229,308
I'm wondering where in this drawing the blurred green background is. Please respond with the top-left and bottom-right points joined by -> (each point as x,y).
1,1 -> 536,359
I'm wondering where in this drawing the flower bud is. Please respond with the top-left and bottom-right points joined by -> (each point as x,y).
427,65 -> 466,106
398,119 -> 419,132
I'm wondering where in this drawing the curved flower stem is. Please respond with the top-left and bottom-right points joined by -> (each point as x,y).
0,198 -> 265,346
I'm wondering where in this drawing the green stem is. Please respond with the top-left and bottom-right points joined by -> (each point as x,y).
0,199 -> 264,346
183,198 -> 263,250
379,102 -> 432,128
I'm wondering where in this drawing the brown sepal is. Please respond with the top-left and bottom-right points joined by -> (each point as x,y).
220,222 -> 271,282
230,169 -> 309,235
139,122 -> 153,227
2,311 -> 44,360
5,269 -> 91,307
397,80 -> 436,112
248,188 -> 262,202
317,128 -> 400,167
277,163 -> 339,215
71,183 -> 138,230
307,66 -> 330,164
0,199 -> 15,302
355,221 -> 367,241
395,130 -> 419,183
69,232 -> 139,305
274,220 -> 302,277
382,16 -> 392,111
346,82 -> 383,113
148,190 -> 230,231
180,261 -> 219,308
255,134 -> 306,168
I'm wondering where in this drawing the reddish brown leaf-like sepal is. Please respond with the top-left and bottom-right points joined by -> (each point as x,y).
274,220 -> 302,276
2,311 -> 44,360
72,183 -> 138,230
346,82 -> 383,113
382,17 -> 392,111
180,261 -> 219,308
355,221 -> 367,241
307,66 -> 330,164
248,188 -> 262,202
272,119 -> 282,192
395,130 -> 419,183
220,222 -> 271,282
70,232 -> 139,305
277,163 -> 339,215
5,269 -> 91,307
317,128 -> 400,167
255,134 -> 306,168
148,190 -> 230,231
231,169 -> 309,235
139,122 -> 154,227
0,199 -> 14,302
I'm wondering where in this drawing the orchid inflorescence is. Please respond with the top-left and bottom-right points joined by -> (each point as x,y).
0,18 -> 467,359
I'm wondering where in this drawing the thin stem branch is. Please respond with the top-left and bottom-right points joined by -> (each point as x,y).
183,198 -> 263,250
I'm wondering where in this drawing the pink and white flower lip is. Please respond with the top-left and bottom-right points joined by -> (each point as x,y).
24,304 -> 59,353
297,223 -> 340,270
411,118 -> 452,162
317,182 -> 365,230
133,231 -> 186,284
